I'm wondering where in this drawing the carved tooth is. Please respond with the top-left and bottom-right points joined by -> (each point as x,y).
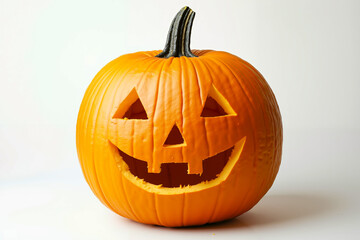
187,161 -> 203,175
147,161 -> 161,173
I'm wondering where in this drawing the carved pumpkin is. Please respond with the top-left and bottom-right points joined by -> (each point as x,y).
76,6 -> 282,227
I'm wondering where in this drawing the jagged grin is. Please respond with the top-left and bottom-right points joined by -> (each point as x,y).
111,137 -> 246,189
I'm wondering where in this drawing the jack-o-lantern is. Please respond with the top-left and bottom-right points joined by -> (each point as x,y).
76,6 -> 282,227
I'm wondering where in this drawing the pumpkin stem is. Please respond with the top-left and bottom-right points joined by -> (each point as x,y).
156,6 -> 197,58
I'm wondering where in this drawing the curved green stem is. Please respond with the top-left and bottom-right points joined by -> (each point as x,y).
156,6 -> 197,58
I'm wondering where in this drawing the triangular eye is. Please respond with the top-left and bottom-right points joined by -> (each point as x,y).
113,88 -> 148,120
201,84 -> 236,117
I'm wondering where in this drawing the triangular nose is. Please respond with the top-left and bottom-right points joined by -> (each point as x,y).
164,124 -> 184,146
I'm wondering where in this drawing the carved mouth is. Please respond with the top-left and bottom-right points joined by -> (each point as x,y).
117,147 -> 234,188
111,137 -> 246,193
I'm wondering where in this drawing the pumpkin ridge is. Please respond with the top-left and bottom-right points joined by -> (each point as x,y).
81,66 -> 123,211
187,57 -> 210,157
239,60 -> 277,202
129,58 -> 163,164
179,56 -> 185,167
202,55 -> 259,215
239,59 -> 282,194
91,67 -> 125,214
150,58 -> 173,173
196,56 -> 225,156
77,67 -> 114,193
102,56 -> 158,219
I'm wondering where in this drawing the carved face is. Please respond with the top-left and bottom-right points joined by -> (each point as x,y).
77,50 -> 282,226
108,79 -> 246,189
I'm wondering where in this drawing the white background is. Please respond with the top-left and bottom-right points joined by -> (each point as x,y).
1,0 -> 359,239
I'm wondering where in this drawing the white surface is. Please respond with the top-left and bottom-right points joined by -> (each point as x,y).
1,0 -> 360,239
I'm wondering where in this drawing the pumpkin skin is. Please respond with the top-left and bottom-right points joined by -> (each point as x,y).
76,7 -> 282,227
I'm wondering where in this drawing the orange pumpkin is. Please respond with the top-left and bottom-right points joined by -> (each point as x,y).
76,6 -> 282,227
